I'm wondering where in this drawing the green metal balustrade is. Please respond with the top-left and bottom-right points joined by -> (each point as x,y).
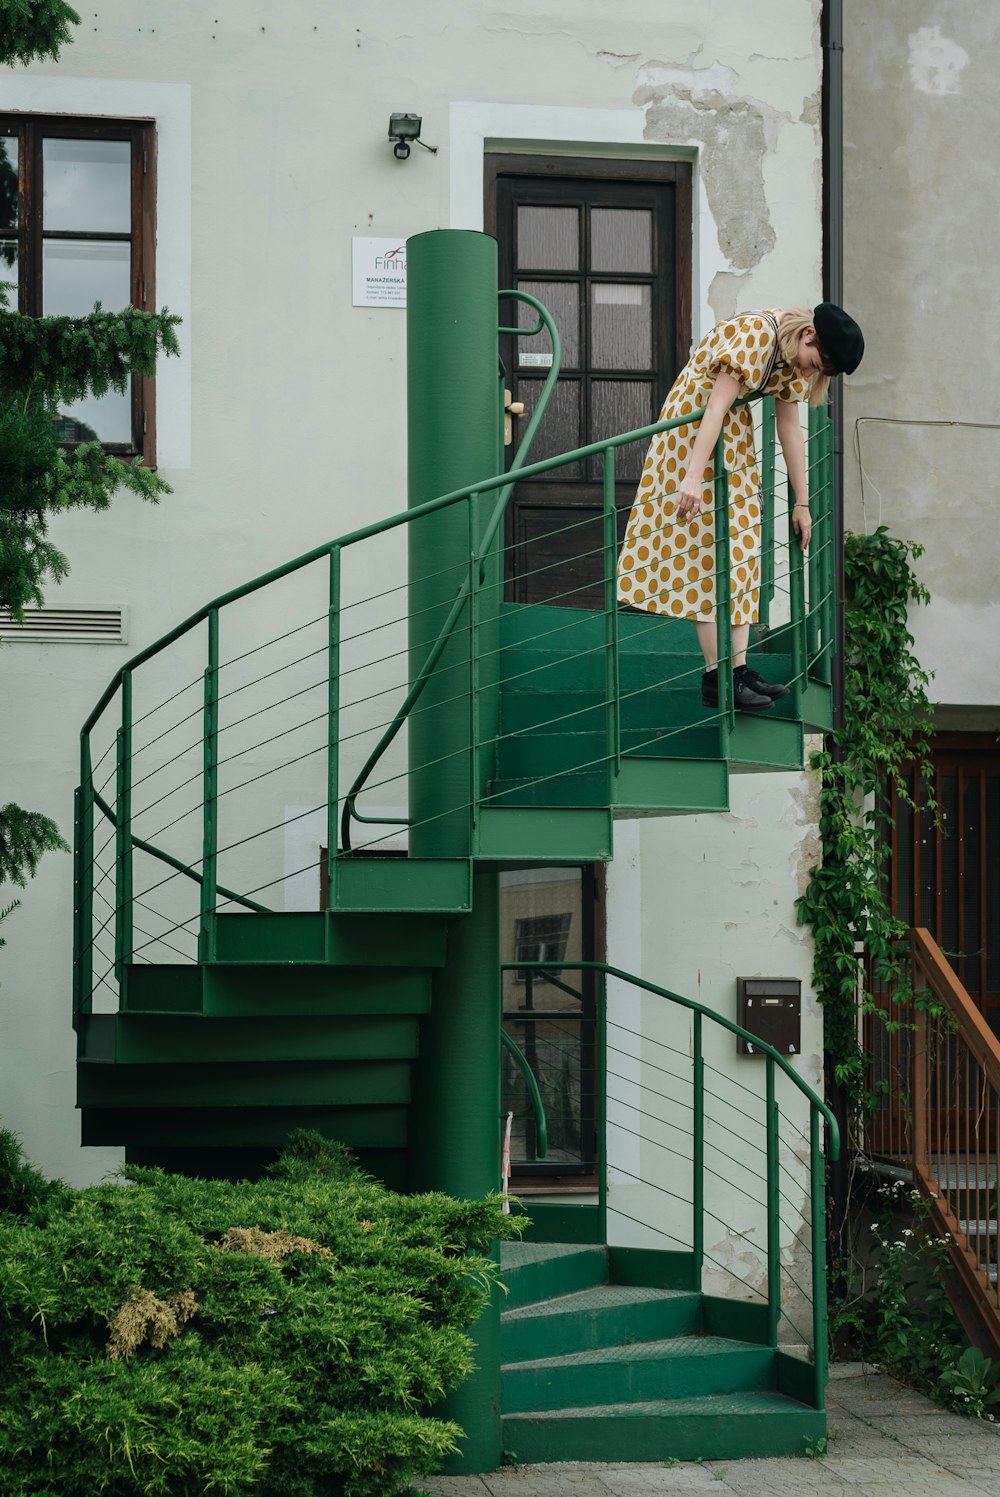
72,230 -> 839,1471
74,394 -> 834,1022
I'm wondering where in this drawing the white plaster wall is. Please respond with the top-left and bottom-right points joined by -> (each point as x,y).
843,4 -> 1000,709
2,0 -> 824,1186
606,762 -> 824,1340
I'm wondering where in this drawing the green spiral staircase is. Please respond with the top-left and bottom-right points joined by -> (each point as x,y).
73,231 -> 839,1470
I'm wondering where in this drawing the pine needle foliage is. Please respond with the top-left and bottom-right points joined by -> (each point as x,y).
0,1129 -> 521,1495
0,0 -> 80,67
0,0 -> 181,892
796,526 -> 934,1121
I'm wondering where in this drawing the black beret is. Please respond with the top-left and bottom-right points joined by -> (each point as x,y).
813,302 -> 864,375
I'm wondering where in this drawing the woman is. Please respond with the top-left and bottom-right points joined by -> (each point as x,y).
617,302 -> 864,712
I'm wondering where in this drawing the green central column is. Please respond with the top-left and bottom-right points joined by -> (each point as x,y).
407,229 -> 499,858
407,230 -> 504,1474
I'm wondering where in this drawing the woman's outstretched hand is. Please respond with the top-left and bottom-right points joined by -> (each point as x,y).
675,473 -> 705,521
792,503 -> 812,550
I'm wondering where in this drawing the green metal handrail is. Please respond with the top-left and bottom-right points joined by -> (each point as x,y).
75,347 -> 835,1017
340,290 -> 562,848
500,1027 -> 548,1159
502,960 -> 838,1405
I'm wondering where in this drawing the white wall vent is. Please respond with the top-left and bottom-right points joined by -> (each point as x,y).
0,605 -> 128,645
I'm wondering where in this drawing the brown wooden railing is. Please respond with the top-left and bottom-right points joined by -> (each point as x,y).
868,928 -> 1000,1357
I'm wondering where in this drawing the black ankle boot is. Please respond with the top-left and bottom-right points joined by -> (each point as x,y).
733,665 -> 775,712
702,667 -> 773,713
741,664 -> 789,700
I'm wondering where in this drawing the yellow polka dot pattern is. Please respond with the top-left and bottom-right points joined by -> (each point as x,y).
617,311 -> 811,624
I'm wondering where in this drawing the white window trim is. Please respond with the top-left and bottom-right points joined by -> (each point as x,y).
2,75 -> 192,470
448,100 -> 723,340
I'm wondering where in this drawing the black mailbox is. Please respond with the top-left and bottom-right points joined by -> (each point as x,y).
736,977 -> 801,1055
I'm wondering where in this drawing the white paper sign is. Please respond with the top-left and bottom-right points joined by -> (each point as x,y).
352,237 -> 407,308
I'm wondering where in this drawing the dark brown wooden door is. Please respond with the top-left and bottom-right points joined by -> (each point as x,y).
487,156 -> 691,609
870,735 -> 1000,1158
885,735 -> 1000,1024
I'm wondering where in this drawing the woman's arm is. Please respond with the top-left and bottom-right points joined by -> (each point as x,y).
775,397 -> 811,551
675,371 -> 742,521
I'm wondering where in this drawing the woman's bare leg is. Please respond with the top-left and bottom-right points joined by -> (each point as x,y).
695,620 -> 750,670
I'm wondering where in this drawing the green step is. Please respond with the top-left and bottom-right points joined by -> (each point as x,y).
122,964 -> 433,1018
122,1144 -> 407,1192
501,1391 -> 826,1463
81,1103 -> 408,1150
502,1335 -> 775,1413
475,805 -> 613,862
77,1058 -> 410,1109
497,721 -> 803,778
212,912 -> 450,967
613,756 -> 729,815
501,1243 -> 609,1310
202,966 -> 432,1018
78,1012 -> 419,1065
484,771 -> 608,810
332,857 -> 471,913
501,1284 -> 701,1363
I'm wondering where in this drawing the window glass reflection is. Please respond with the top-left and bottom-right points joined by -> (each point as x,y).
43,239 -> 130,316
56,389 -> 132,446
0,242 -> 17,295
0,135 -> 17,233
43,137 -> 131,233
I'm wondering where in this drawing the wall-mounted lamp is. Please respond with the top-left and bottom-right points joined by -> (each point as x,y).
387,113 -> 438,161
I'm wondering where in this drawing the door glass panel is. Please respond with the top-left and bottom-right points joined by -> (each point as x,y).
517,206 -> 579,270
517,378 -> 583,478
500,867 -> 595,1169
43,137 -> 131,233
517,279 -> 580,368
0,134 -> 17,233
591,207 -> 652,273
590,380 -> 653,482
591,282 -> 652,370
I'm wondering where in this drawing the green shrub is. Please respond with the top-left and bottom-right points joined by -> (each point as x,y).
0,1130 -> 519,1494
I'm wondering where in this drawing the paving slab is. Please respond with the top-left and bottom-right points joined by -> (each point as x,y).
415,1365 -> 1000,1497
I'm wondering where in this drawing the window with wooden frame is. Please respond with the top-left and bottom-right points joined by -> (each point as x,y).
0,112 -> 157,462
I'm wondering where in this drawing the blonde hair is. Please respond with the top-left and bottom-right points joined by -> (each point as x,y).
778,306 -> 830,407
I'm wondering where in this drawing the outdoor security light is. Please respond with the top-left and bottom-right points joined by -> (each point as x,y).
387,113 -> 437,160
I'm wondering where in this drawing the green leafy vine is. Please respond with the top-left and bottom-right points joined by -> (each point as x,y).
796,526 -> 934,1123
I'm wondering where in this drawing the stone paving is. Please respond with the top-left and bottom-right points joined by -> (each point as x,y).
418,1364 -> 1000,1496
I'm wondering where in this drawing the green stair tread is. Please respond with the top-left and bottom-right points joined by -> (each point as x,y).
500,1242 -> 605,1269
502,1284 -> 694,1321
502,1335 -> 768,1372
505,1390 -> 813,1420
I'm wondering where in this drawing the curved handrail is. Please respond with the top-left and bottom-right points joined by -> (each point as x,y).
500,1027 -> 549,1158
502,960 -> 840,1158
339,289 -> 563,848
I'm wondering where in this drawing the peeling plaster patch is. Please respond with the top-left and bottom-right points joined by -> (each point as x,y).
908,26 -> 969,96
635,63 -> 785,273
799,88 -> 821,128
597,50 -> 641,70
709,269 -> 750,322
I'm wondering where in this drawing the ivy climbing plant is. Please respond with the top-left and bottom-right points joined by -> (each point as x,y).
796,525 -> 934,1124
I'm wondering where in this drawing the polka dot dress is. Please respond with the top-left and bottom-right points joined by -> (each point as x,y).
617,311 -> 811,624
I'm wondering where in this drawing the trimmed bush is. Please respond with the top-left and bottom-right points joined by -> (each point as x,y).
0,1130 -> 517,1495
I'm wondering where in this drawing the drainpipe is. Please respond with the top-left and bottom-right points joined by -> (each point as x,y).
822,0 -> 852,1270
